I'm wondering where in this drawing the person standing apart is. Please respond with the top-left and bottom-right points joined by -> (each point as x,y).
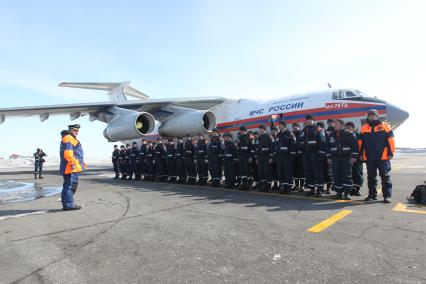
60,124 -> 86,211
33,148 -> 46,179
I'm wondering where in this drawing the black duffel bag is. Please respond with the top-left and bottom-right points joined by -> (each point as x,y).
411,182 -> 426,205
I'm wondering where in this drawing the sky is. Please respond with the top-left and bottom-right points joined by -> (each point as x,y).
0,0 -> 425,159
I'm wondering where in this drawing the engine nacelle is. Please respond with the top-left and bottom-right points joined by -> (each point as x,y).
103,111 -> 155,142
158,110 -> 216,137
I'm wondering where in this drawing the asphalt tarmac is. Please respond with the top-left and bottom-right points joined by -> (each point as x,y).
0,154 -> 425,283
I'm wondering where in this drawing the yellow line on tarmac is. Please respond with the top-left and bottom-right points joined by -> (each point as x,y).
393,203 -> 426,215
307,210 -> 353,233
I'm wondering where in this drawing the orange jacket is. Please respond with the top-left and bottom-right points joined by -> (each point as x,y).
359,121 -> 395,161
60,131 -> 86,174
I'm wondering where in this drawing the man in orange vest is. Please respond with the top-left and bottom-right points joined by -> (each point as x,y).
359,109 -> 395,203
60,124 -> 86,210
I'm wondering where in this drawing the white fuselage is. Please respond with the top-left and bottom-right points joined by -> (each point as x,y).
138,88 -> 389,143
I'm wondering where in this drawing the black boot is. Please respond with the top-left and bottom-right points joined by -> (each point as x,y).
315,186 -> 322,197
284,185 -> 291,195
34,173 -> 38,180
351,186 -> 361,196
343,193 -> 351,200
266,182 -> 273,193
325,184 -> 332,194
298,179 -> 305,192
259,181 -> 266,192
364,194 -> 377,201
292,179 -> 298,191
335,192 -> 343,200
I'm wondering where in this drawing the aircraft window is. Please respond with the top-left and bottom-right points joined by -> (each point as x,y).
332,91 -> 345,99
345,91 -> 357,98
333,90 -> 361,100
355,90 -> 365,97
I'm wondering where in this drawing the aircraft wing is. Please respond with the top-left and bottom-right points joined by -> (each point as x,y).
0,97 -> 227,123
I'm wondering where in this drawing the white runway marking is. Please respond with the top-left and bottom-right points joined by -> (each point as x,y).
0,210 -> 48,221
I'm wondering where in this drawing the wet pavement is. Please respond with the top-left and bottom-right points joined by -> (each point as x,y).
0,180 -> 62,205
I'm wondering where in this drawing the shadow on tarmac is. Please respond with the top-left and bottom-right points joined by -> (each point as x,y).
89,177 -> 370,213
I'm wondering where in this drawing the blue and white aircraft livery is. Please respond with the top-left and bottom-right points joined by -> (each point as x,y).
0,82 -> 409,142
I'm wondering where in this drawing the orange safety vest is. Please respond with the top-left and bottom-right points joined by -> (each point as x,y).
359,121 -> 395,161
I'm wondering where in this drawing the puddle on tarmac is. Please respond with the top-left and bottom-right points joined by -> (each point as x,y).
0,180 -> 62,205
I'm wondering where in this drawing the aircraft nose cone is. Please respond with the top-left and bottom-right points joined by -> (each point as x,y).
386,103 -> 409,129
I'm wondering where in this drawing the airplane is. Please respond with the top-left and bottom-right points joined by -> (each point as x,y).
0,82 -> 409,142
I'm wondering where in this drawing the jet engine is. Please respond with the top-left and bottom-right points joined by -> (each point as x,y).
158,109 -> 216,137
103,110 -> 155,142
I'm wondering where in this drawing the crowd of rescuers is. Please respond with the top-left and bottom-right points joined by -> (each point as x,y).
112,109 -> 395,204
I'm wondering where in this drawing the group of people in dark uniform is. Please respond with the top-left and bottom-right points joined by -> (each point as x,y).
112,109 -> 395,203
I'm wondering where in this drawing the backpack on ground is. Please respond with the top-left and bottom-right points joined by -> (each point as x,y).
411,182 -> 426,205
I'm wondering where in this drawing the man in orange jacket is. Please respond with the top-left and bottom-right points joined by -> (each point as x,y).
60,124 -> 86,210
359,109 -> 395,203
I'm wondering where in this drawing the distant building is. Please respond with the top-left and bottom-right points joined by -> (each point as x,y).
9,154 -> 20,160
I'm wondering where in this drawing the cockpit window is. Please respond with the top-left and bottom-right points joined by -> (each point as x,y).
332,89 -> 363,100
345,91 -> 357,97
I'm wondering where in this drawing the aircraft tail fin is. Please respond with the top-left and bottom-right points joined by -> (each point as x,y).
58,81 -> 149,102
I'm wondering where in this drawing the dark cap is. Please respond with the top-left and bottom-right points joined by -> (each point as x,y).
132,141 -> 137,145
177,136 -> 183,140
114,144 -> 118,147
279,121 -> 287,126
224,133 -> 232,138
292,123 -> 299,127
316,121 -> 325,128
185,134 -> 191,138
120,145 -> 125,148
239,126 -> 247,131
68,124 -> 80,130
368,109 -> 379,116
126,143 -> 130,147
345,121 -> 355,128
258,124 -> 266,130
168,138 -> 173,142
305,114 -> 314,121
327,118 -> 337,123
270,126 -> 278,131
